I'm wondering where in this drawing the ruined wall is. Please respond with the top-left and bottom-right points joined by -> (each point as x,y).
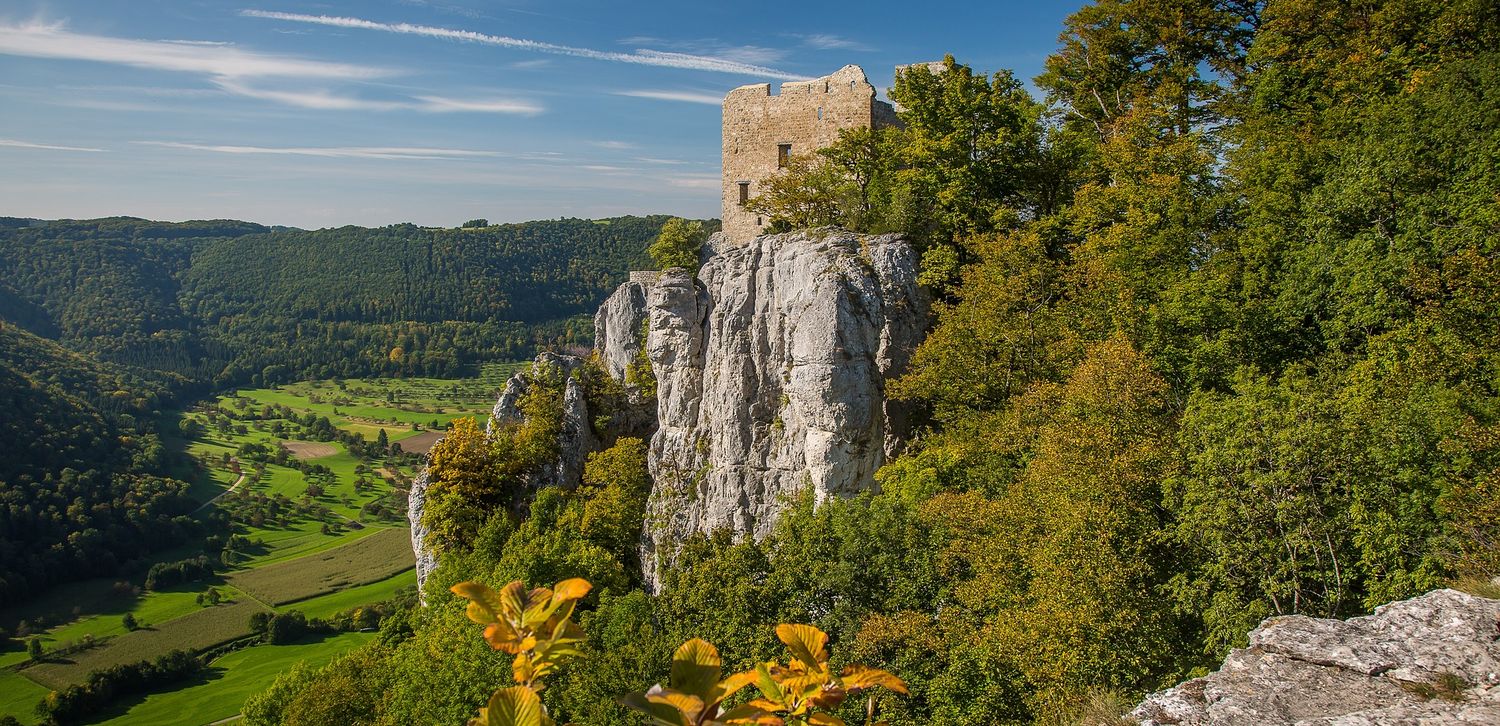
721,65 -> 895,242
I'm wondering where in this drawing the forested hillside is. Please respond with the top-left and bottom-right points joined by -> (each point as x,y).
0,215 -> 696,388
253,1 -> 1500,725
0,322 -> 197,604
0,215 -> 695,606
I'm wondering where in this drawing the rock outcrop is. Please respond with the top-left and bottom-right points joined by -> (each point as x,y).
594,272 -> 657,382
1131,588 -> 1500,725
411,229 -> 927,594
411,352 -> 602,592
631,230 -> 928,584
490,352 -> 600,490
593,273 -> 660,438
407,469 -> 438,595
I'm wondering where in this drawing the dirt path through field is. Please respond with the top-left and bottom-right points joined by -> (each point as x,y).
194,472 -> 247,513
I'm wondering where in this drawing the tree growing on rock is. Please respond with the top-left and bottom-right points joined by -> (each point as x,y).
648,218 -> 705,272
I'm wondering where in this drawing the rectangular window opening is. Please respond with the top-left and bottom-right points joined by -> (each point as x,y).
777,143 -> 792,168
738,181 -> 750,205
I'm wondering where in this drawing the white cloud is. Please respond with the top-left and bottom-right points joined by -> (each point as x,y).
413,95 -> 544,114
242,10 -> 805,80
0,21 -> 387,79
712,46 -> 787,66
134,141 -> 505,161
590,140 -> 635,150
0,138 -> 104,152
0,22 -> 541,114
665,175 -> 721,190
615,89 -> 722,105
793,33 -> 872,51
634,157 -> 691,165
213,79 -> 406,111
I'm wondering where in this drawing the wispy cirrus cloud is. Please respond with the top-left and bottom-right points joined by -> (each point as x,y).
615,89 -> 722,106
214,79 -> 542,114
0,138 -> 105,152
791,33 -> 873,51
134,141 -> 506,161
665,175 -> 720,190
0,21 -> 542,114
212,79 -> 407,111
410,94 -> 543,114
241,10 -> 804,80
0,20 -> 385,79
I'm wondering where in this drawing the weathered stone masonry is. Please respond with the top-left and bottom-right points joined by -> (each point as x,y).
720,65 -> 898,242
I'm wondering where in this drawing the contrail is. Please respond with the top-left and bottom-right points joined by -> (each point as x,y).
241,10 -> 805,81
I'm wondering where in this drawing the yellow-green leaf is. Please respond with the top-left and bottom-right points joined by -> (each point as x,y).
512,652 -> 535,685
478,686 -> 545,726
716,669 -> 760,703
670,638 -> 722,700
483,621 -> 523,652
452,581 -> 504,624
718,702 -> 784,724
839,665 -> 908,695
552,577 -> 591,603
619,691 -> 691,726
498,581 -> 527,619
807,714 -> 846,726
754,662 -> 784,704
775,624 -> 829,670
645,687 -> 706,720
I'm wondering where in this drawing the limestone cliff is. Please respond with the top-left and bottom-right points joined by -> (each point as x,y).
490,352 -> 600,489
624,230 -> 928,583
409,352 -> 601,592
1131,588 -> 1500,725
412,229 -> 926,592
407,469 -> 437,593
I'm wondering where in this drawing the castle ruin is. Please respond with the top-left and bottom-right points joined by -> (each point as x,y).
720,65 -> 898,242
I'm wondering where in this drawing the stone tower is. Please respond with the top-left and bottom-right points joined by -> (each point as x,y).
721,65 -> 898,242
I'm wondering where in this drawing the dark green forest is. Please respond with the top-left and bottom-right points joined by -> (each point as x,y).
249,0 -> 1500,724
0,323 -> 197,604
0,215 -> 694,389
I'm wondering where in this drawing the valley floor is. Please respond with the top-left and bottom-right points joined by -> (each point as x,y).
0,368 -> 520,725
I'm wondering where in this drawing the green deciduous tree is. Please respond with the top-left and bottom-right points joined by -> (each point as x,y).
649,218 -> 706,272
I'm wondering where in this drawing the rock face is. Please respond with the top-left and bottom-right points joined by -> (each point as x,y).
407,469 -> 437,596
594,272 -> 658,381
490,352 -> 600,490
633,230 -> 928,584
411,352 -> 601,593
411,230 -> 927,594
593,273 -> 660,438
1131,588 -> 1500,725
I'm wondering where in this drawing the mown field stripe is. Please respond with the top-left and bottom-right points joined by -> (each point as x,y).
226,527 -> 414,606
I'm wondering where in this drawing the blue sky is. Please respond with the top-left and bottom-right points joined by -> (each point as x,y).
0,1 -> 1080,228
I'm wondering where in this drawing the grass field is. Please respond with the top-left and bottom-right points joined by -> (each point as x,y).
0,368 -> 518,724
0,670 -> 47,725
285,569 -> 417,620
93,631 -> 377,726
24,600 -> 270,691
228,527 -> 414,607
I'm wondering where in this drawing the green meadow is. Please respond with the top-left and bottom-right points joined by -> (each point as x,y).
93,632 -> 378,726
0,366 -> 517,724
